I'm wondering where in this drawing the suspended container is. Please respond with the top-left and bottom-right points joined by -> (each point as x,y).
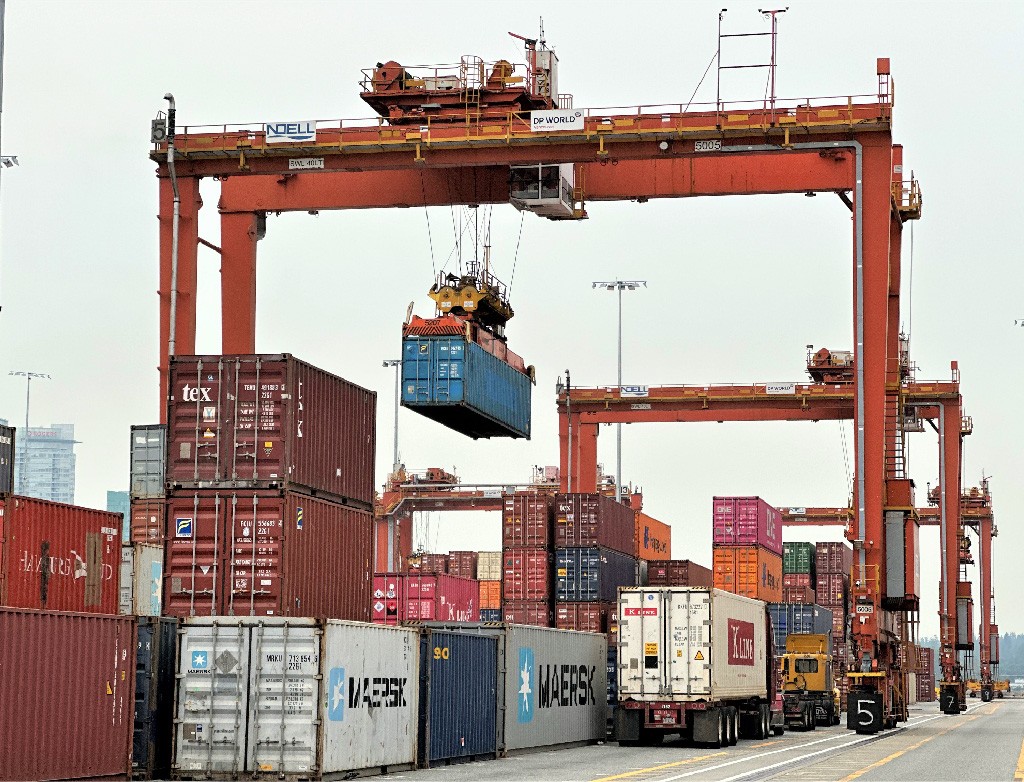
401,318 -> 533,440
134,616 -> 178,780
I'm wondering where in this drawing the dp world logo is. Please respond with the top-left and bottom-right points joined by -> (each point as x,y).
517,647 -> 534,723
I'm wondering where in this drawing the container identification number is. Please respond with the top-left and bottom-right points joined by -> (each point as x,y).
433,646 -> 450,660
695,140 -> 723,152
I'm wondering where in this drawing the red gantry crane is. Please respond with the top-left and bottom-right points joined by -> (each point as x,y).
151,35 -> 925,732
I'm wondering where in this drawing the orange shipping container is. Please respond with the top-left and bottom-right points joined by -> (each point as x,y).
479,579 -> 502,610
712,545 -> 783,602
635,513 -> 672,560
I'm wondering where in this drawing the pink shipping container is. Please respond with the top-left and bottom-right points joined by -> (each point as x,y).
447,550 -> 478,578
167,354 -> 376,507
163,489 -> 371,619
712,496 -> 782,555
0,607 -> 135,781
371,572 -> 478,624
0,495 -> 121,614
502,492 -> 554,548
815,541 -> 854,575
783,573 -> 813,588
502,547 -> 552,601
130,496 -> 167,543
502,600 -> 552,626
554,493 -> 636,555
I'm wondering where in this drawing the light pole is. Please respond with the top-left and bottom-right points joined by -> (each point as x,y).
8,371 -> 50,495
382,360 -> 402,472
591,279 -> 646,500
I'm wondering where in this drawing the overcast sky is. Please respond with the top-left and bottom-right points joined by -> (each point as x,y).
1,1 -> 1021,641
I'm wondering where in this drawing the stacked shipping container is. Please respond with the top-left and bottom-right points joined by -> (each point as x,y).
711,497 -> 783,602
646,559 -> 713,587
815,541 -> 853,697
372,572 -> 478,624
502,492 -> 555,626
917,647 -> 936,701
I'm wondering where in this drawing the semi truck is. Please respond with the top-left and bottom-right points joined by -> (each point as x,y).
780,633 -> 841,728
614,586 -> 783,746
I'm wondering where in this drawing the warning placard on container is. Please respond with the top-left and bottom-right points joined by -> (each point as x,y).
644,642 -> 658,656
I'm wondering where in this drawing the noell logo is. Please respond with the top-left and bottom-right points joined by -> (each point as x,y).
327,667 -> 345,722
181,384 -> 212,402
517,647 -> 535,723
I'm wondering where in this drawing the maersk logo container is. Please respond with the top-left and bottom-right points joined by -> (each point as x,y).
401,335 -> 531,439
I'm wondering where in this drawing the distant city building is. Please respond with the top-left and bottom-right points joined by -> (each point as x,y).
107,489 -> 130,543
12,423 -> 78,504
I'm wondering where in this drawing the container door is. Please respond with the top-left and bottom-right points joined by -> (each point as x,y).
434,339 -> 465,403
164,493 -> 227,617
248,622 -> 322,776
174,621 -> 251,776
667,589 -> 712,697
134,545 -> 163,617
119,548 -> 135,616
222,492 -> 283,617
227,357 -> 289,483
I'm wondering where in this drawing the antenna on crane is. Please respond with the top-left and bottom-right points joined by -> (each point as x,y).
716,7 -> 788,119
538,17 -> 546,48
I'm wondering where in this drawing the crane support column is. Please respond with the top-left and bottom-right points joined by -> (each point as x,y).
220,211 -> 259,355
978,494 -> 994,698
158,175 -> 201,416
938,397 -> 965,712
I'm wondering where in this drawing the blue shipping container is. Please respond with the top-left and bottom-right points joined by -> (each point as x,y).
419,629 -> 499,767
556,548 -> 639,602
402,335 -> 531,439
479,608 -> 502,622
133,616 -> 178,780
768,603 -> 834,653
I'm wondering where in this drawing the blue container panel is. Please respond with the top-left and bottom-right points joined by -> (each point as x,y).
401,336 -> 531,439
555,548 -> 639,602
420,630 -> 498,765
769,603 -> 834,653
606,647 -> 618,705
479,608 -> 502,622
133,616 -> 178,780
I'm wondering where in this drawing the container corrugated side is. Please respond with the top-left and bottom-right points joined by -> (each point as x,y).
372,573 -> 478,624
0,494 -> 122,614
131,423 -> 167,499
164,489 -> 371,619
131,496 -> 167,543
502,547 -> 552,601
554,493 -> 636,555
503,492 -> 554,548
502,601 -> 552,626
447,550 -> 478,578
711,496 -> 782,555
167,354 -> 376,506
617,587 -> 768,702
782,542 -> 816,575
712,545 -> 783,602
815,541 -> 854,575
767,603 -> 833,651
0,607 -> 135,781
555,547 -> 639,602
634,513 -> 672,560
373,515 -> 413,573
419,629 -> 498,766
135,616 -> 178,780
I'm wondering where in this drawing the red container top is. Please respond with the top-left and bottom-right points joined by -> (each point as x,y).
711,496 -> 782,555
554,493 -> 636,555
0,495 -> 121,615
167,354 -> 376,506
502,492 -> 554,548
371,572 -> 478,624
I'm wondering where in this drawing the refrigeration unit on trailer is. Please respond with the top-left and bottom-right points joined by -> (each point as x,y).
615,587 -> 780,747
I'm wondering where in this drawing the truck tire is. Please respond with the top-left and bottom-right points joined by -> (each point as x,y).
759,704 -> 771,739
714,709 -> 726,748
832,706 -> 841,726
726,706 -> 738,745
808,704 -> 817,731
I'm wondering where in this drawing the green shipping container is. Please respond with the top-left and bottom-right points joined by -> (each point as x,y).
783,542 -> 816,575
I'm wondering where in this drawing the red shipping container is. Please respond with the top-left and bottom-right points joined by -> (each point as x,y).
447,550 -> 479,579
815,541 -> 854,575
712,496 -> 783,555
502,547 -> 552,601
783,573 -> 813,588
0,607 -> 135,781
554,493 -> 636,555
502,492 -> 554,548
167,354 -> 376,507
373,514 -> 413,572
635,513 -> 672,560
0,495 -> 121,614
712,544 -> 783,602
479,579 -> 502,609
816,572 -> 847,606
502,600 -> 552,626
163,489 -> 371,619
782,585 -> 816,603
130,496 -> 167,543
372,573 -> 478,624
646,559 -> 713,587
409,553 -> 449,574
555,601 -> 615,633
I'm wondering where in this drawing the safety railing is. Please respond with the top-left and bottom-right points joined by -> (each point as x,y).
892,178 -> 923,218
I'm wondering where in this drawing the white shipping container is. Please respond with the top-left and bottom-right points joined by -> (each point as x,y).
119,543 -> 163,616
477,551 -> 503,581
618,587 -> 768,702
173,618 -> 418,779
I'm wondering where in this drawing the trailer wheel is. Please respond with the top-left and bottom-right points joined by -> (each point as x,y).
712,709 -> 726,748
726,707 -> 738,745
808,704 -> 817,731
759,704 -> 771,739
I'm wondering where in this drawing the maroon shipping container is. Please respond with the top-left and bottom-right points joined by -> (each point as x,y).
816,572 -> 848,606
712,496 -> 783,555
646,559 -> 714,587
0,607 -> 135,781
815,541 -> 854,575
410,553 -> 449,574
783,572 -> 813,588
0,495 -> 121,614
502,492 -> 555,548
782,585 -> 816,603
554,493 -> 635,555
371,572 -> 478,624
130,496 -> 167,543
502,600 -> 553,627
555,601 -> 615,634
502,547 -> 552,601
446,551 -> 478,578
163,489 -> 371,619
167,354 -> 376,507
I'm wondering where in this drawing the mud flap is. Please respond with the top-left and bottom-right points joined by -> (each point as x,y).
614,708 -> 641,742
692,708 -> 721,744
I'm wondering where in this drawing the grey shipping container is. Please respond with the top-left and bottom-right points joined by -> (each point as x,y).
419,629 -> 499,767
418,622 -> 607,753
767,603 -> 834,652
135,616 -> 178,780
120,543 -> 163,616
556,547 -> 639,602
173,617 -> 419,779
131,424 -> 167,499
0,424 -> 13,495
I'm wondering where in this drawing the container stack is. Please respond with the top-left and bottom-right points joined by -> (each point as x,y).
815,541 -> 853,697
128,424 -> 167,545
782,541 -> 817,603
502,492 -> 556,626
409,553 -> 450,574
371,571 -> 478,623
164,354 -> 375,620
554,493 -> 640,636
917,647 -> 936,701
711,496 -> 783,601
767,603 -> 834,653
477,550 -> 502,620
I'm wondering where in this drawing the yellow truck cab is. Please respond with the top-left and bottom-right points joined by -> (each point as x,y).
780,633 -> 840,728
